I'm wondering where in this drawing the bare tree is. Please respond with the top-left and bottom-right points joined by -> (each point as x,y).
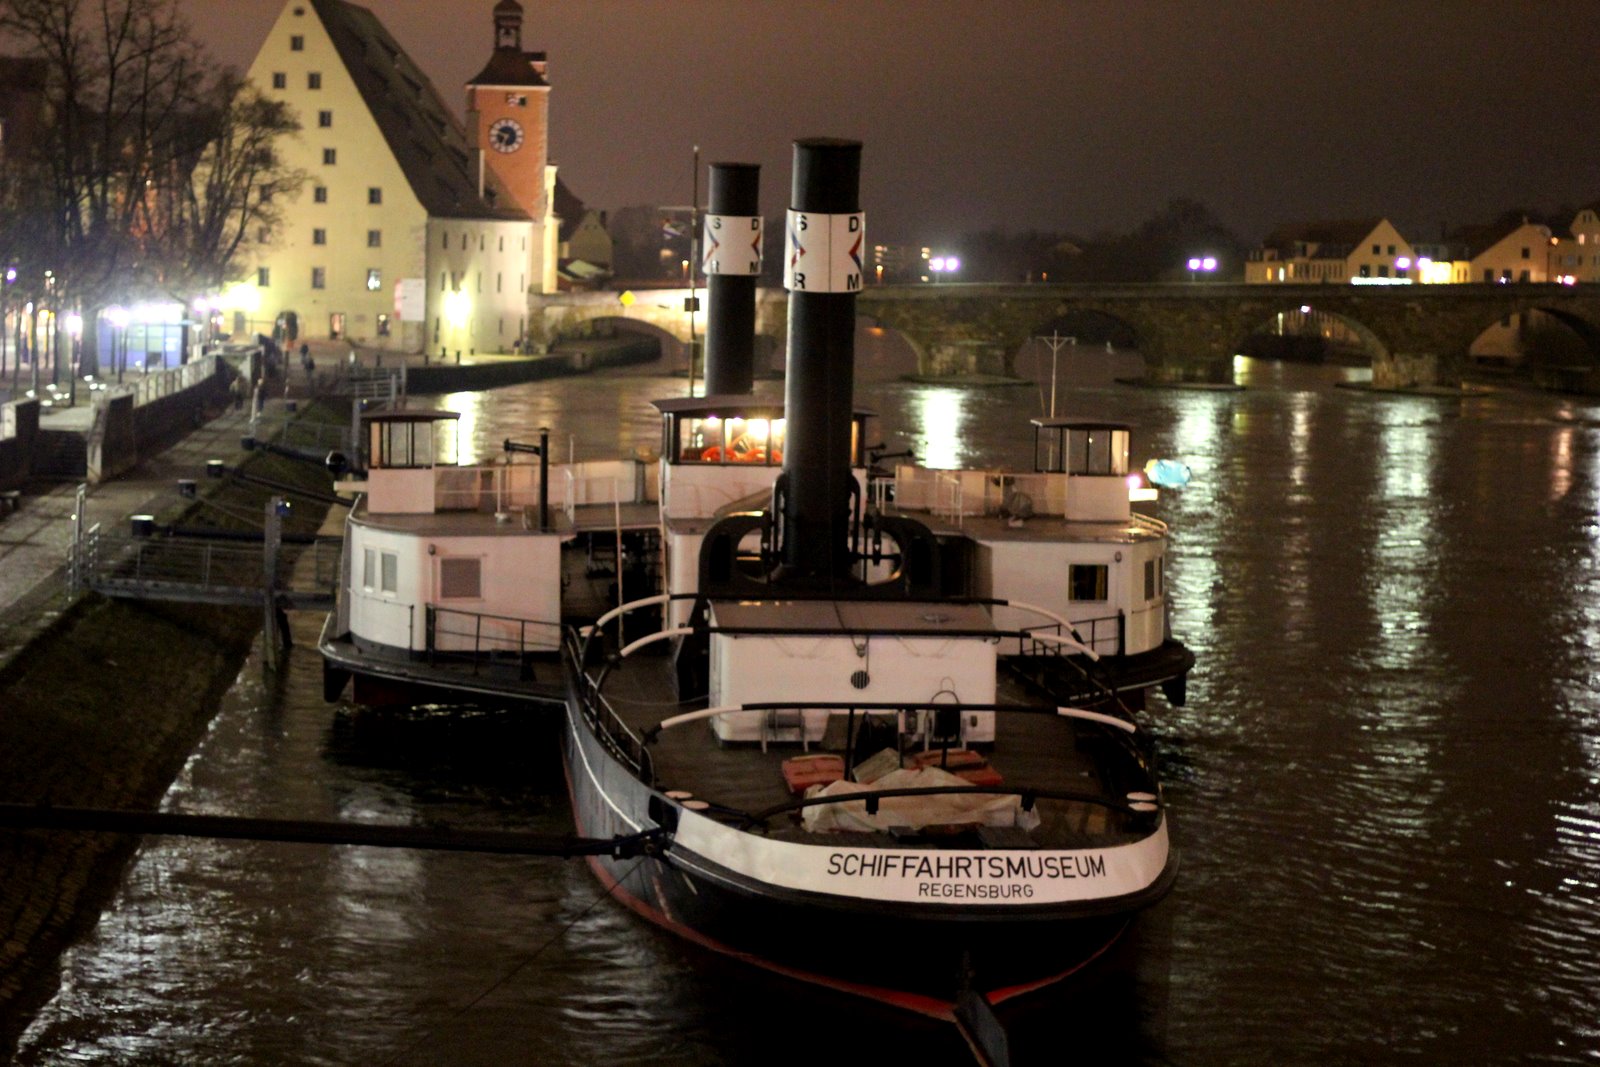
0,0 -> 300,371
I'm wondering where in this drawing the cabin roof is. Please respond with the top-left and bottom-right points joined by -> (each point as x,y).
1031,417 -> 1136,430
361,408 -> 462,423
651,395 -> 876,418
709,599 -> 995,635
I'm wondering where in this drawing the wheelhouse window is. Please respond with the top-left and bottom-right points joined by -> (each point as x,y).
677,416 -> 787,465
1069,564 -> 1108,602
1144,559 -> 1156,601
380,552 -> 398,594
362,548 -> 375,590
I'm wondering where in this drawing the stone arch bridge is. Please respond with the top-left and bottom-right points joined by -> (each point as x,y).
531,283 -> 1600,387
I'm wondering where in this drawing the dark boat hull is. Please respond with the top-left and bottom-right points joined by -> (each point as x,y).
561,678 -> 1175,1015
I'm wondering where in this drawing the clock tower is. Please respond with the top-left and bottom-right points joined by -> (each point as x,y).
465,0 -> 551,223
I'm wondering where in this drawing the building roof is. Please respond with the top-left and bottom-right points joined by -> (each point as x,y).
310,0 -> 528,221
467,48 -> 549,89
1446,217 -> 1550,259
1259,218 -> 1386,258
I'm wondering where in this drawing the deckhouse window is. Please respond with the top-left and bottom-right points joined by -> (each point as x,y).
380,552 -> 398,595
438,557 -> 482,600
1144,560 -> 1156,601
362,548 -> 375,590
678,415 -> 786,465
1069,564 -> 1108,602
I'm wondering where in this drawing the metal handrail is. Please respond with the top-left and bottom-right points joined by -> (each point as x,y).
737,782 -> 1157,832
562,627 -> 654,781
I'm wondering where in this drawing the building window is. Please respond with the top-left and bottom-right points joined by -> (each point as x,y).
1371,244 -> 1380,255
377,313 -> 390,337
438,557 -> 482,599
498,236 -> 504,251
1359,265 -> 1370,278
257,267 -> 270,287
290,34 -> 304,51
322,148 -> 336,164
308,72 -> 321,89
367,229 -> 381,247
1387,244 -> 1395,254
272,72 -> 286,89
311,267 -> 326,289
496,272 -> 502,293
461,234 -> 468,250
368,187 -> 382,205
1377,264 -> 1388,277
1483,269 -> 1494,283
313,185 -> 327,203
367,269 -> 381,291
380,551 -> 398,594
479,234 -> 485,251
440,272 -> 446,289
1069,564 -> 1108,602
318,110 -> 332,127
1521,247 -> 1531,260
1519,270 -> 1530,283
312,228 -> 326,245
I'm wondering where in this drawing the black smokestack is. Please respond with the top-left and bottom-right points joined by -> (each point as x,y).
702,162 -> 761,396
781,138 -> 863,583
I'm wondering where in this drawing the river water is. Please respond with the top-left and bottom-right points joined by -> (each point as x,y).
15,339 -> 1600,1065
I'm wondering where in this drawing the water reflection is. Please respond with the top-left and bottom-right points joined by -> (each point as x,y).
16,360 -> 1600,1065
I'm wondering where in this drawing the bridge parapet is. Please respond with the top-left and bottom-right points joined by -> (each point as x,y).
533,283 -> 1600,386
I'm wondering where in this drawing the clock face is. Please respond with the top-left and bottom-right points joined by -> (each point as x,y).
489,117 -> 524,153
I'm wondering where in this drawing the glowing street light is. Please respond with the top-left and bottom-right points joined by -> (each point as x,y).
1186,256 -> 1218,283
928,255 -> 960,283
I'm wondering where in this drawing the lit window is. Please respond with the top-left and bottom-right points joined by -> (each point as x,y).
366,269 -> 381,291
1069,564 -> 1108,602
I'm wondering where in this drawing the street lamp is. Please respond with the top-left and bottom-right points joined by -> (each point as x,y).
1186,256 -> 1218,283
929,255 -> 960,284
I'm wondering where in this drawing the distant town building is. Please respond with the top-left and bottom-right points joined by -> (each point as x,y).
239,0 -> 584,353
871,243 -> 930,284
1245,219 -> 1415,284
1550,204 -> 1600,283
1448,218 -> 1557,285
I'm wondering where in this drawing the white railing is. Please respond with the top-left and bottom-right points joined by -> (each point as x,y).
118,355 -> 222,408
1130,512 -> 1168,534
433,459 -> 649,515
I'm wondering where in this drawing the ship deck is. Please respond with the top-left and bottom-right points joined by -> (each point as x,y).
588,654 -> 1155,851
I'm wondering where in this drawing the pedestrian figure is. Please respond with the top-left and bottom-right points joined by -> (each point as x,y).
229,374 -> 247,411
302,349 -> 316,394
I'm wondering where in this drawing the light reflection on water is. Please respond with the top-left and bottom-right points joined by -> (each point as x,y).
16,348 -> 1600,1065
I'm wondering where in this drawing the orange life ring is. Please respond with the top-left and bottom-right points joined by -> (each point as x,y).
700,446 -> 723,462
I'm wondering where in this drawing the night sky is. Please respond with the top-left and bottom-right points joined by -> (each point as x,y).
187,0 -> 1600,245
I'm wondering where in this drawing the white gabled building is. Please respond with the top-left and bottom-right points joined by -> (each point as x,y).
1245,218 -> 1417,285
239,0 -> 567,354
